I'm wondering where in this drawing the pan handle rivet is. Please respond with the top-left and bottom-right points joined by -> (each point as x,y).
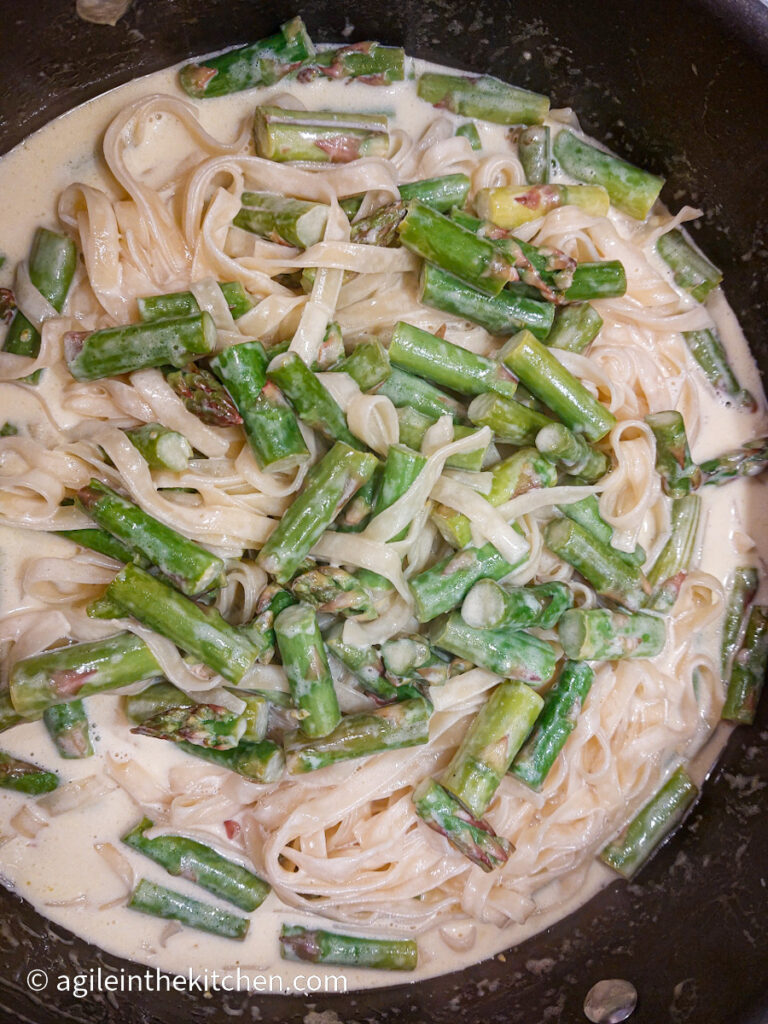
583,978 -> 638,1023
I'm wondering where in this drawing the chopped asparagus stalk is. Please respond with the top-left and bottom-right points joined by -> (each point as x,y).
396,407 -> 491,471
336,470 -> 379,533
77,478 -> 225,597
644,495 -> 701,611
398,173 -> 471,209
274,603 -> 341,739
409,543 -> 518,623
333,338 -> 390,390
461,580 -> 573,631
291,566 -> 377,620
176,738 -> 285,783
0,690 -> 30,734
722,605 -> 768,724
254,107 -> 389,163
105,564 -> 260,685
137,281 -> 254,321
681,328 -> 755,410
65,313 -> 217,381
535,423 -> 610,482
56,527 -> 147,565
257,442 -> 378,583
417,71 -> 549,125
325,627 -> 400,704
554,129 -> 664,220
511,661 -> 595,790
656,229 -> 722,301
431,503 -> 474,549
699,437 -> 768,487
349,201 -> 407,247
456,122 -> 481,150
468,392 -> 555,446
475,183 -> 610,230
558,496 -> 645,567
488,446 -> 559,501
645,410 -> 702,497
376,365 -> 464,422
0,751 -> 58,794
122,681 -> 195,725
0,421 -> 18,436
280,924 -> 417,970
516,124 -> 551,184
371,442 -> 427,541
440,680 -> 543,815
178,16 -> 314,97
128,878 -> 249,940
43,699 -> 93,759
380,635 -> 456,687
165,365 -> 244,427
546,302 -> 603,352
558,608 -> 666,660
412,778 -> 511,871
313,321 -> 346,372
10,632 -> 161,717
267,351 -> 360,447
721,567 -> 759,677
429,614 -> 557,684
241,584 -> 297,665
600,766 -> 698,878
293,41 -> 405,85
133,703 -> 246,750
234,192 -> 329,249
124,423 -> 193,473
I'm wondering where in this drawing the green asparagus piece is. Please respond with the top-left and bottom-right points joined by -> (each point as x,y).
106,564 -> 260,685
66,313 -> 217,382
241,584 -> 297,664
325,627 -> 400,704
720,567 -> 759,677
699,437 -> 768,487
410,543 -> 518,623
124,423 -> 193,473
254,106 -> 389,163
209,340 -> 310,473
122,681 -> 195,725
476,183 -> 610,230
165,365 -> 244,427
501,330 -> 616,441
656,229 -> 722,301
0,751 -> 58,794
128,878 -> 249,940
546,302 -> 603,352
600,766 -> 698,878
430,614 -> 557,683
558,496 -> 645,567
176,738 -> 285,783
554,129 -> 664,220
0,422 -> 18,436
137,281 -> 254,321
336,470 -> 379,533
313,321 -> 345,371
257,442 -> 378,583
417,72 -> 549,125
399,173 -> 472,210
234,192 -> 329,249
420,262 -> 554,340
431,503 -> 474,549
681,329 -> 755,410
3,228 -> 77,368
43,699 -> 93,759
293,41 -> 405,85
558,608 -> 665,660
517,125 -> 551,184
333,338 -> 390,390
0,690 -> 30,734
535,423 -> 610,482
133,703 -> 246,750
511,661 -> 595,790
370,442 -> 427,541
285,697 -> 430,773
77,479 -> 225,597
456,122 -> 482,150
563,261 -> 627,301
281,924 -> 417,971
349,201 -> 407,247
10,632 -> 161,717
544,517 -> 649,610
266,351 -> 360,447
645,495 -> 701,611
179,16 -> 314,97
440,680 -> 543,815
395,407 -> 491,471
645,410 -> 702,497
376,365 -> 464,421
461,580 -> 573,631
291,566 -> 377,620
489,447 -> 559,501
56,527 -> 147,565
722,605 -> 768,724
412,778 -> 511,871
274,603 -> 341,739
380,635 -> 457,687
468,392 -> 555,445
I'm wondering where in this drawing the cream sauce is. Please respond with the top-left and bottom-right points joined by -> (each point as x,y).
0,54 -> 766,993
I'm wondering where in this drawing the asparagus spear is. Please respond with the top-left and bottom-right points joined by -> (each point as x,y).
412,778 -> 511,871
137,281 -> 254,321
376,365 -> 464,422
266,351 -> 360,447
440,680 -> 543,815
558,496 -> 645,567
122,817 -> 269,911
342,174 -> 472,219
293,41 -> 405,85
124,423 -> 193,473
128,878 -> 249,940
461,580 -> 573,631
722,605 -> 768,724
380,635 -> 463,687
417,72 -> 549,125
644,494 -> 701,611
10,632 -> 161,717
43,700 -> 93,759
178,16 -> 314,97
0,751 -> 58,794
431,503 -> 474,549
600,766 -> 698,878
699,437 -> 768,487
209,340 -> 310,473
241,584 -> 297,665
257,442 -> 379,583
122,681 -> 195,725
720,567 -> 759,677
254,107 -> 389,163
176,738 -> 285,783
409,543 -> 518,623
475,183 -> 610,230
325,627 -> 400,704
501,330 -> 616,441
106,564 -> 260,685
396,407 -> 492,471
370,442 -> 427,541
77,479 -> 225,597
511,661 -> 595,790
335,469 -> 379,533
558,608 -> 665,660
681,328 -> 755,410
133,703 -> 246,750
516,125 -> 551,184
429,614 -> 557,683
234,192 -> 329,249
456,122 -> 481,150
388,320 -> 518,399
535,423 -> 610,482
349,201 -> 407,247
543,517 -> 649,611
488,446 -> 559,500
280,924 -> 417,971
546,302 -> 603,353
468,392 -> 555,445
554,129 -> 664,220
645,410 -> 702,497
0,689 -> 30,734
285,697 -> 430,773
56,527 -> 147,565
165,365 -> 244,427
291,566 -> 377,620
274,603 -> 340,739
312,321 -> 346,372
66,313 -> 217,381
0,422 -> 18,436
333,338 -> 390,391
656,229 -> 722,301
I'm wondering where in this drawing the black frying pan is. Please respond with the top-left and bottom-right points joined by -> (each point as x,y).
0,2 -> 766,1021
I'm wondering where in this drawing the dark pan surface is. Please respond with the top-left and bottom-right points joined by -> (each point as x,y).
0,2 -> 766,1021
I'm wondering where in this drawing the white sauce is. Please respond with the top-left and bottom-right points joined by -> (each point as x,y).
0,55 -> 766,993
